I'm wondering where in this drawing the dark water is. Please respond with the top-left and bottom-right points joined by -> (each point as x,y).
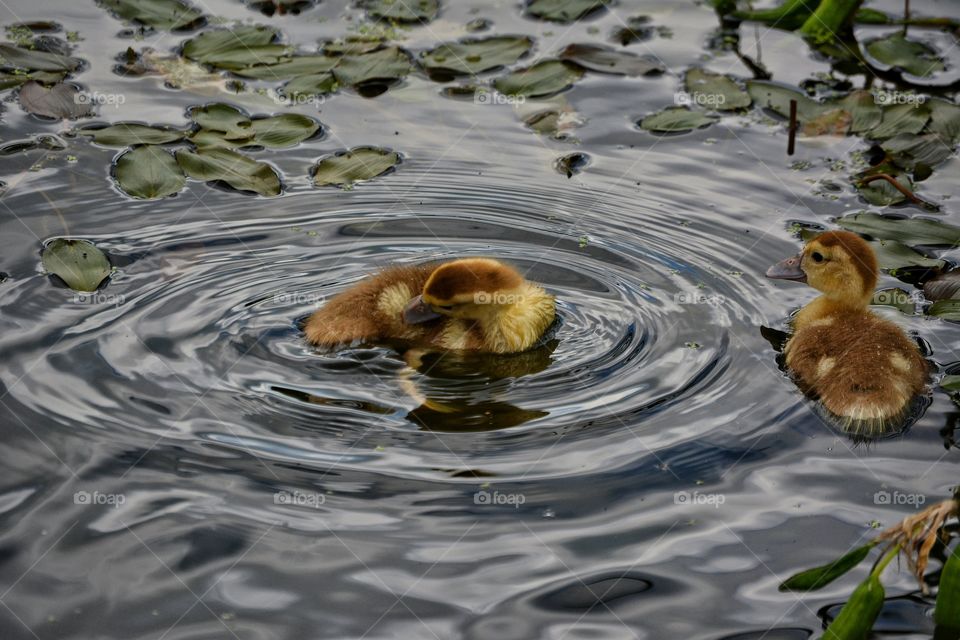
0,0 -> 959,638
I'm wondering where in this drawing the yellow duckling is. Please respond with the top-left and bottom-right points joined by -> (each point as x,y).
766,230 -> 926,434
305,258 -> 556,353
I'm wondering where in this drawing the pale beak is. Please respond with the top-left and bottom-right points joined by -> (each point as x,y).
766,254 -> 807,282
402,295 -> 442,324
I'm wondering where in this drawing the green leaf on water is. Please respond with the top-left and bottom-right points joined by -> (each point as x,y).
926,98 -> 960,145
41,238 -> 112,292
77,122 -> 186,146
940,374 -> 960,392
312,146 -> 400,188
836,212 -> 960,246
871,238 -> 944,270
882,133 -> 954,171
182,25 -> 289,69
857,173 -> 914,206
114,145 -> 185,199
230,54 -> 339,80
928,300 -> 960,321
746,80 -> 825,122
19,81 -> 91,119
97,0 -> 205,31
493,59 -> 583,98
282,72 -> 337,99
420,36 -> 534,77
331,46 -> 413,87
559,43 -> 663,77
683,67 -> 750,110
865,32 -> 945,77
359,0 -> 438,23
188,102 -> 253,139
832,90 -> 882,134
0,43 -> 81,72
525,0 -> 609,23
822,575 -> 885,639
639,106 -> 717,133
779,543 -> 874,592
176,147 -> 281,196
867,102 -> 931,140
247,113 -> 320,148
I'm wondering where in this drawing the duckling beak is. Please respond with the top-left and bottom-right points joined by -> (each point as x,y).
402,295 -> 442,324
766,254 -> 807,282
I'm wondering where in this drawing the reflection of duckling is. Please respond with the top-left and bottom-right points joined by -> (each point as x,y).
767,230 -> 927,434
305,258 -> 556,353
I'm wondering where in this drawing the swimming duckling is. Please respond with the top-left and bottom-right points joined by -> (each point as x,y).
766,230 -> 926,434
305,258 -> 555,353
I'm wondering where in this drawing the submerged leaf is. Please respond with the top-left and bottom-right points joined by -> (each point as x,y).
779,544 -> 874,592
525,0 -> 608,23
282,72 -> 337,98
836,212 -> 960,246
0,43 -> 81,71
97,0 -> 205,30
312,146 -> 399,187
746,80 -> 825,122
927,98 -> 960,145
182,25 -> 285,68
359,0 -> 438,23
683,68 -> 750,111
867,102 -> 931,140
115,145 -> 185,199
857,173 -> 914,206
19,81 -> 91,119
871,238 -> 944,270
41,239 -> 111,292
230,54 -> 338,80
924,271 -> 960,301
639,106 -> 716,133
78,122 -> 186,146
559,43 -> 664,76
865,33 -> 945,77
883,133 -> 954,170
493,60 -> 583,98
332,46 -> 413,87
420,36 -> 533,77
176,147 -> 281,196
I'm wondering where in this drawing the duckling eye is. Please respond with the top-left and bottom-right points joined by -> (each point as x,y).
810,252 -> 824,263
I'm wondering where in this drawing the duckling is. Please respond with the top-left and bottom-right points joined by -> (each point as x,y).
766,230 -> 926,434
305,258 -> 556,353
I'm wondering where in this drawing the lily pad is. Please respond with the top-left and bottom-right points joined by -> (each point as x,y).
360,0 -> 438,23
836,212 -> 960,246
928,300 -> 960,321
0,43 -> 81,72
247,113 -> 320,147
832,90 -> 881,134
927,98 -> 960,145
78,122 -> 186,146
493,59 -> 583,98
182,25 -> 289,69
312,147 -> 400,188
746,80 -> 824,122
882,133 -> 954,170
559,43 -> 663,77
525,0 -> 608,23
639,106 -> 717,133
802,108 -> 851,136
924,271 -> 960,301
230,54 -> 338,80
871,238 -> 944,270
41,239 -> 111,292
188,102 -> 253,139
19,81 -> 91,119
282,72 -> 338,99
332,46 -> 413,87
857,173 -> 914,206
420,36 -> 533,77
98,0 -> 205,31
176,147 -> 282,196
865,33 -> 945,77
115,145 -> 185,199
321,36 -> 385,56
683,68 -> 750,110
867,102 -> 931,140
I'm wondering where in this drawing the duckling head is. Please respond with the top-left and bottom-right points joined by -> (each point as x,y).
402,258 -> 528,324
767,230 -> 878,306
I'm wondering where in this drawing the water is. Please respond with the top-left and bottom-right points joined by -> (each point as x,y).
0,0 -> 959,638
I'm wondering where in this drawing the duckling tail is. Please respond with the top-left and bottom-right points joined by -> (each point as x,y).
820,384 -> 911,439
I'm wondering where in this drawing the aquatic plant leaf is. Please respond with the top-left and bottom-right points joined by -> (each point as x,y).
41,239 -> 111,292
559,43 -> 663,77
867,102 -> 931,140
493,60 -> 583,98
115,145 -> 185,199
230,54 -> 338,80
940,374 -> 960,392
176,147 -> 281,196
282,72 -> 337,98
332,46 -> 413,86
871,238 -> 944,270
247,0 -> 314,16
247,113 -> 320,147
746,80 -> 824,121
78,122 -> 186,146
189,128 -> 248,149
801,108 -> 851,136
927,98 -> 960,145
836,212 -> 960,246
779,544 -> 873,592
321,37 -> 385,56
832,90 -> 881,134
822,575 -> 885,639
0,43 -> 81,71
360,0 -> 438,23
188,102 -> 252,138
98,0 -> 205,30
865,33 -> 945,77
857,173 -> 913,206
928,300 -> 960,321
639,106 -> 716,133
682,68 -> 750,110
525,0 -> 608,23
420,36 -> 533,76
19,81 -> 91,119
871,288 -> 915,314
924,271 -> 960,301
182,25 -> 284,68
883,133 -> 954,170
312,147 -> 399,187
135,51 -> 224,90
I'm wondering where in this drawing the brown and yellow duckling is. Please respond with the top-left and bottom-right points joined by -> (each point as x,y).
766,230 -> 926,434
305,258 -> 555,353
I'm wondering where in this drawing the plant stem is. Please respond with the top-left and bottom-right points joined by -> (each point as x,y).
800,0 -> 865,43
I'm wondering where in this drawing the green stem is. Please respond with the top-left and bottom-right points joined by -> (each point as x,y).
800,0 -> 865,43
734,0 -> 820,29
872,544 -> 902,580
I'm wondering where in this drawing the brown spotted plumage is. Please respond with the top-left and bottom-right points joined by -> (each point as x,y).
767,230 -> 926,435
304,258 -> 555,354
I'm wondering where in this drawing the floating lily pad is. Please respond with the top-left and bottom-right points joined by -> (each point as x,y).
493,59 -> 583,98
360,0 -> 438,23
321,36 -> 385,56
882,133 -> 954,170
312,147 -> 400,188
420,36 -> 533,77
247,113 -> 320,147
41,238 -> 111,292
924,271 -> 960,301
832,90 -> 882,134
115,145 -> 185,199
928,300 -> 960,321
188,102 -> 253,139
683,68 -> 750,110
867,102 -> 931,140
836,212 -> 960,246
871,238 -> 943,270
98,0 -> 205,31
525,0 -> 608,23
639,106 -> 717,133
857,173 -> 914,206
176,147 -> 282,196
332,46 -> 413,87
0,43 -> 81,72
230,54 -> 338,80
802,108 -> 851,136
182,25 -> 289,69
927,98 -> 960,145
746,80 -> 824,122
865,33 -> 945,77
559,43 -> 663,77
78,122 -> 186,146
282,72 -> 338,98
19,81 -> 91,119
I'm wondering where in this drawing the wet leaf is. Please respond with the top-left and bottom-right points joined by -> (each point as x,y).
822,575 -> 885,639
360,0 -> 438,23
857,173 -> 914,206
836,212 -> 960,246
525,0 -> 608,23
555,152 -> 589,177
871,238 -> 944,270
865,32 -> 945,77
493,60 -> 583,98
77,122 -> 186,146
247,113 -> 320,147
332,46 -> 413,87
312,147 -> 399,187
0,43 -> 81,71
779,544 -> 873,592
282,72 -> 338,98
98,0 -> 205,31
188,128 -> 245,149
133,50 -> 224,90
19,81 -> 91,119
924,271 -> 960,301
230,54 -> 338,80
883,133 -> 954,170
247,0 -> 314,16
867,102 -> 931,140
833,90 -> 881,134
802,108 -> 851,136
559,43 -> 663,77
746,80 -> 824,121
639,106 -> 716,133
188,102 -> 252,139
115,145 -> 185,199
321,36 -> 385,56
176,147 -> 281,196
683,68 -> 750,110
420,36 -> 533,77
41,238 -> 111,292
182,25 -> 288,69
927,98 -> 960,145
871,287 -> 916,314
928,300 -> 960,321
940,374 -> 960,392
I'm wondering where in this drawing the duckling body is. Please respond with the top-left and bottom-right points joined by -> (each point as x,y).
305,258 -> 555,354
767,231 -> 926,434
